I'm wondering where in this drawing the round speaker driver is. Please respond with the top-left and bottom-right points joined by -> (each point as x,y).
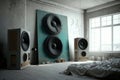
44,36 -> 63,58
78,38 -> 88,50
21,31 -> 30,51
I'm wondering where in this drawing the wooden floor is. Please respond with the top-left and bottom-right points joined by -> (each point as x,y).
0,61 -> 99,80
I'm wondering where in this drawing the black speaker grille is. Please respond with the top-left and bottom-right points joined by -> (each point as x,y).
42,13 -> 61,35
44,36 -> 63,58
78,38 -> 88,50
21,31 -> 30,51
23,53 -> 27,62
81,51 -> 86,57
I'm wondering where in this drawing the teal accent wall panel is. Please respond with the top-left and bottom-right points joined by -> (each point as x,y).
36,10 -> 69,64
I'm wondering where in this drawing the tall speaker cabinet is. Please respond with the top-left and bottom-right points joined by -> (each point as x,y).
8,28 -> 30,69
74,38 -> 88,61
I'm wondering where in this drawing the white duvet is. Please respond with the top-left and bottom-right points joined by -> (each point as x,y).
64,58 -> 120,78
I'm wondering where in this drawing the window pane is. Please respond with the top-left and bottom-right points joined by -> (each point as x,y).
89,14 -> 120,52
113,14 -> 120,24
101,16 -> 112,26
101,27 -> 112,51
113,26 -> 120,51
89,19 -> 93,28
89,28 -> 100,51
90,17 -> 100,28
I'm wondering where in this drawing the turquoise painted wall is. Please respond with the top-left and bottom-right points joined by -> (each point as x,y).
36,10 -> 69,64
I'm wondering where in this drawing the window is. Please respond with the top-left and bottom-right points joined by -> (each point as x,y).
89,13 -> 120,52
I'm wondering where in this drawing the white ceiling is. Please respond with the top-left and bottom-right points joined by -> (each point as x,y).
46,0 -> 115,9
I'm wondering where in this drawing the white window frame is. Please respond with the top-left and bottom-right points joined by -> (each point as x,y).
89,13 -> 120,53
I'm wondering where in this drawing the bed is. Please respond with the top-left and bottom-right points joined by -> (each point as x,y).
0,62 -> 99,80
1,59 -> 120,80
63,58 -> 120,79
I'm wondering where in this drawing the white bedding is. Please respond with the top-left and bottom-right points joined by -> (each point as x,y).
64,58 -> 120,78
0,62 -> 99,80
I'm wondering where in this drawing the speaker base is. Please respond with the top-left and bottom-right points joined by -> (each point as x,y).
79,56 -> 88,61
21,61 -> 30,69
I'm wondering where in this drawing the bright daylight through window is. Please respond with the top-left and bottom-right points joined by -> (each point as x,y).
89,13 -> 120,52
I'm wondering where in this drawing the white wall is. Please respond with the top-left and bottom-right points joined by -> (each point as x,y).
0,0 -> 26,61
0,0 -> 84,64
26,0 -> 84,61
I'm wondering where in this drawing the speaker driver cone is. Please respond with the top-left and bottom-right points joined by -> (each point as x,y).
23,53 -> 27,62
81,51 -> 86,57
44,36 -> 63,58
42,13 -> 61,35
78,38 -> 88,50
21,31 -> 30,51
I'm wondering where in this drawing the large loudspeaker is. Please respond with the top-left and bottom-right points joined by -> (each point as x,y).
37,10 -> 69,64
8,28 -> 30,69
42,13 -> 62,35
74,38 -> 88,61
43,36 -> 63,58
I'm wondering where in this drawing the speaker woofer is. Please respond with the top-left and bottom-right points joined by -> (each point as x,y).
78,38 -> 88,50
81,51 -> 86,57
44,36 -> 63,58
42,13 -> 61,35
23,53 -> 27,62
21,31 -> 30,51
